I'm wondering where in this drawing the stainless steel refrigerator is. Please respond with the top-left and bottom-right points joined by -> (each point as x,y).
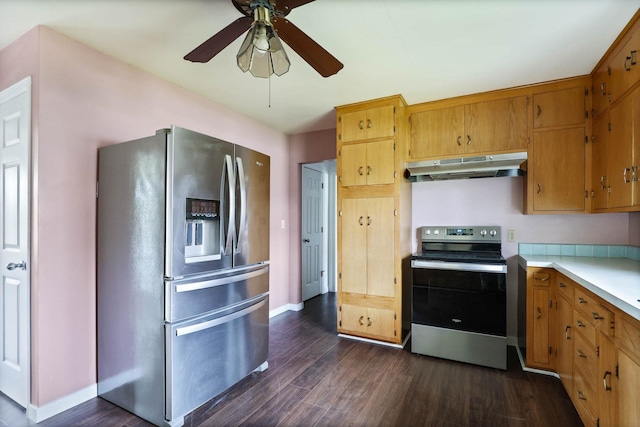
97,126 -> 270,427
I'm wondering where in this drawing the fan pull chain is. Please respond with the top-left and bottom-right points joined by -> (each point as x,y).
268,73 -> 271,108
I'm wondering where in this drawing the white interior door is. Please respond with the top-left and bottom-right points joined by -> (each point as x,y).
0,77 -> 31,408
301,166 -> 323,301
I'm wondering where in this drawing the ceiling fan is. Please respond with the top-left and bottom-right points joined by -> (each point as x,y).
184,0 -> 344,78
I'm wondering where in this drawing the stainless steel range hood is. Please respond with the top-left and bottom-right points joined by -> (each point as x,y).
405,152 -> 527,182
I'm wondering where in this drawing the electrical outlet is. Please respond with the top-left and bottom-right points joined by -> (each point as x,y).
507,230 -> 517,242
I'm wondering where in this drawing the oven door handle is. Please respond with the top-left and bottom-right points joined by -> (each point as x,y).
411,259 -> 507,273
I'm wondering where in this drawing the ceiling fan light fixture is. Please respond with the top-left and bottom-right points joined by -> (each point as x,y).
236,6 -> 291,78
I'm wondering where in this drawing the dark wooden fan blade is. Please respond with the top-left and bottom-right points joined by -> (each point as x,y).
184,16 -> 253,63
272,17 -> 343,77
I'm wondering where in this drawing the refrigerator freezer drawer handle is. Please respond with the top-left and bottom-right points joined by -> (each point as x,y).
175,298 -> 267,337
174,266 -> 269,293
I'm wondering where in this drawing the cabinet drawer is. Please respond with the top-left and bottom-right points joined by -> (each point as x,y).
573,331 -> 598,381
593,305 -> 615,337
532,271 -> 551,287
574,310 -> 597,348
618,316 -> 640,360
574,288 -> 598,319
556,274 -> 574,301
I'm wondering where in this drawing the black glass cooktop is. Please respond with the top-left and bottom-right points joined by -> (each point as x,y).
412,250 -> 506,265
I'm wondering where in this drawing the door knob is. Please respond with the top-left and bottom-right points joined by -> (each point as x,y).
7,261 -> 27,271
303,239 -> 310,243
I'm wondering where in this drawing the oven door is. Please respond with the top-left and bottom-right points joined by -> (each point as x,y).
411,260 -> 506,337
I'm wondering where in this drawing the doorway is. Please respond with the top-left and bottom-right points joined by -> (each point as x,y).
301,161 -> 336,302
0,76 -> 31,409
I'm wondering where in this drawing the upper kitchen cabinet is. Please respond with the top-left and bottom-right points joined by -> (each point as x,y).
339,105 -> 395,143
408,95 -> 528,160
525,78 -> 590,214
340,140 -> 395,187
533,86 -> 587,129
335,95 -> 411,346
609,28 -> 640,103
592,63 -> 611,118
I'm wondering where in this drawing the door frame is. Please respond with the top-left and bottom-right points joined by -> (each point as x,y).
0,76 -> 31,409
301,161 -> 337,297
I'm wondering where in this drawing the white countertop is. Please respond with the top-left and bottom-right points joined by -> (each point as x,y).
518,255 -> 640,321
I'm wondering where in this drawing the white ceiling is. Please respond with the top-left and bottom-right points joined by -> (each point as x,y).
1,0 -> 639,135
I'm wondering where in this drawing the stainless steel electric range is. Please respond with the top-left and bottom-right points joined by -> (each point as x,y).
411,226 -> 507,370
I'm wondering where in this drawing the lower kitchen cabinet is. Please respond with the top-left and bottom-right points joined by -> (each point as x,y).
556,287 -> 574,390
524,268 -> 554,370
524,267 -> 640,427
339,303 -> 395,340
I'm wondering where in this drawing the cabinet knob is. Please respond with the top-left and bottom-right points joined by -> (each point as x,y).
359,120 -> 364,129
367,166 -> 372,175
359,166 -> 364,176
565,325 -> 571,340
367,119 -> 372,129
578,297 -> 587,304
466,135 -> 472,145
537,307 -> 542,319
537,105 -> 542,117
359,316 -> 364,325
367,317 -> 372,327
358,216 -> 364,226
537,183 -> 543,195
624,167 -> 631,183
577,391 -> 587,401
457,136 -> 462,146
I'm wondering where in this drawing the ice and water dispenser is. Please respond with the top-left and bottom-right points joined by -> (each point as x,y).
184,198 -> 221,262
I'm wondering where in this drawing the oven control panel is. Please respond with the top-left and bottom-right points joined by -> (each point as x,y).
421,226 -> 501,242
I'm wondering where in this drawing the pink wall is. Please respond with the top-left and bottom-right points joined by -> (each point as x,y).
288,129 -> 336,303
1,26 -> 292,407
411,177 -> 631,337
630,212 -> 640,246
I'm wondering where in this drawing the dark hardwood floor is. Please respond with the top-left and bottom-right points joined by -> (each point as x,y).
1,293 -> 582,426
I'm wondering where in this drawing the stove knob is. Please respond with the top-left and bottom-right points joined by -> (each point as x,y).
490,229 -> 497,237
425,229 -> 431,235
480,229 -> 487,237
433,229 -> 440,235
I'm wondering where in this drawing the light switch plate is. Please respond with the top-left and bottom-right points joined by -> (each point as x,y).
507,230 -> 517,242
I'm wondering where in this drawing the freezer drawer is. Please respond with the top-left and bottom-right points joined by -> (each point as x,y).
165,295 -> 269,422
165,263 -> 269,322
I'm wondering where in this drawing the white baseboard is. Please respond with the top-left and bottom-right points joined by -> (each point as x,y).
27,383 -> 97,423
269,302 -> 304,318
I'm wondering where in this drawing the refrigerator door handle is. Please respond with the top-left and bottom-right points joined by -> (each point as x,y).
174,264 -> 269,293
223,154 -> 235,256
175,297 -> 267,337
235,156 -> 247,253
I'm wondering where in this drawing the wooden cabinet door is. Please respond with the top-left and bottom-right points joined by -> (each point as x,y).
464,96 -> 528,154
617,349 -> 640,427
531,127 -> 586,212
365,306 -> 396,339
366,140 -> 395,185
366,105 -> 395,140
598,333 -> 618,427
556,293 -> 574,390
531,287 -> 551,366
608,93 -> 634,208
341,143 -> 367,186
409,106 -> 464,159
609,31 -> 640,103
593,63 -> 611,118
365,197 -> 395,298
533,87 -> 585,129
592,114 -> 610,210
340,198 -> 367,295
340,110 -> 368,142
633,87 -> 640,207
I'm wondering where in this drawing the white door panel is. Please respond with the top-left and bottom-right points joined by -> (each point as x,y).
301,166 -> 323,301
0,77 -> 31,408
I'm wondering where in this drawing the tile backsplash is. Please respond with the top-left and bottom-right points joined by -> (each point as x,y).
519,243 -> 640,261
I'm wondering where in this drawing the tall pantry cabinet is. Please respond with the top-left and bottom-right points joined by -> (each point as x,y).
335,95 -> 411,345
